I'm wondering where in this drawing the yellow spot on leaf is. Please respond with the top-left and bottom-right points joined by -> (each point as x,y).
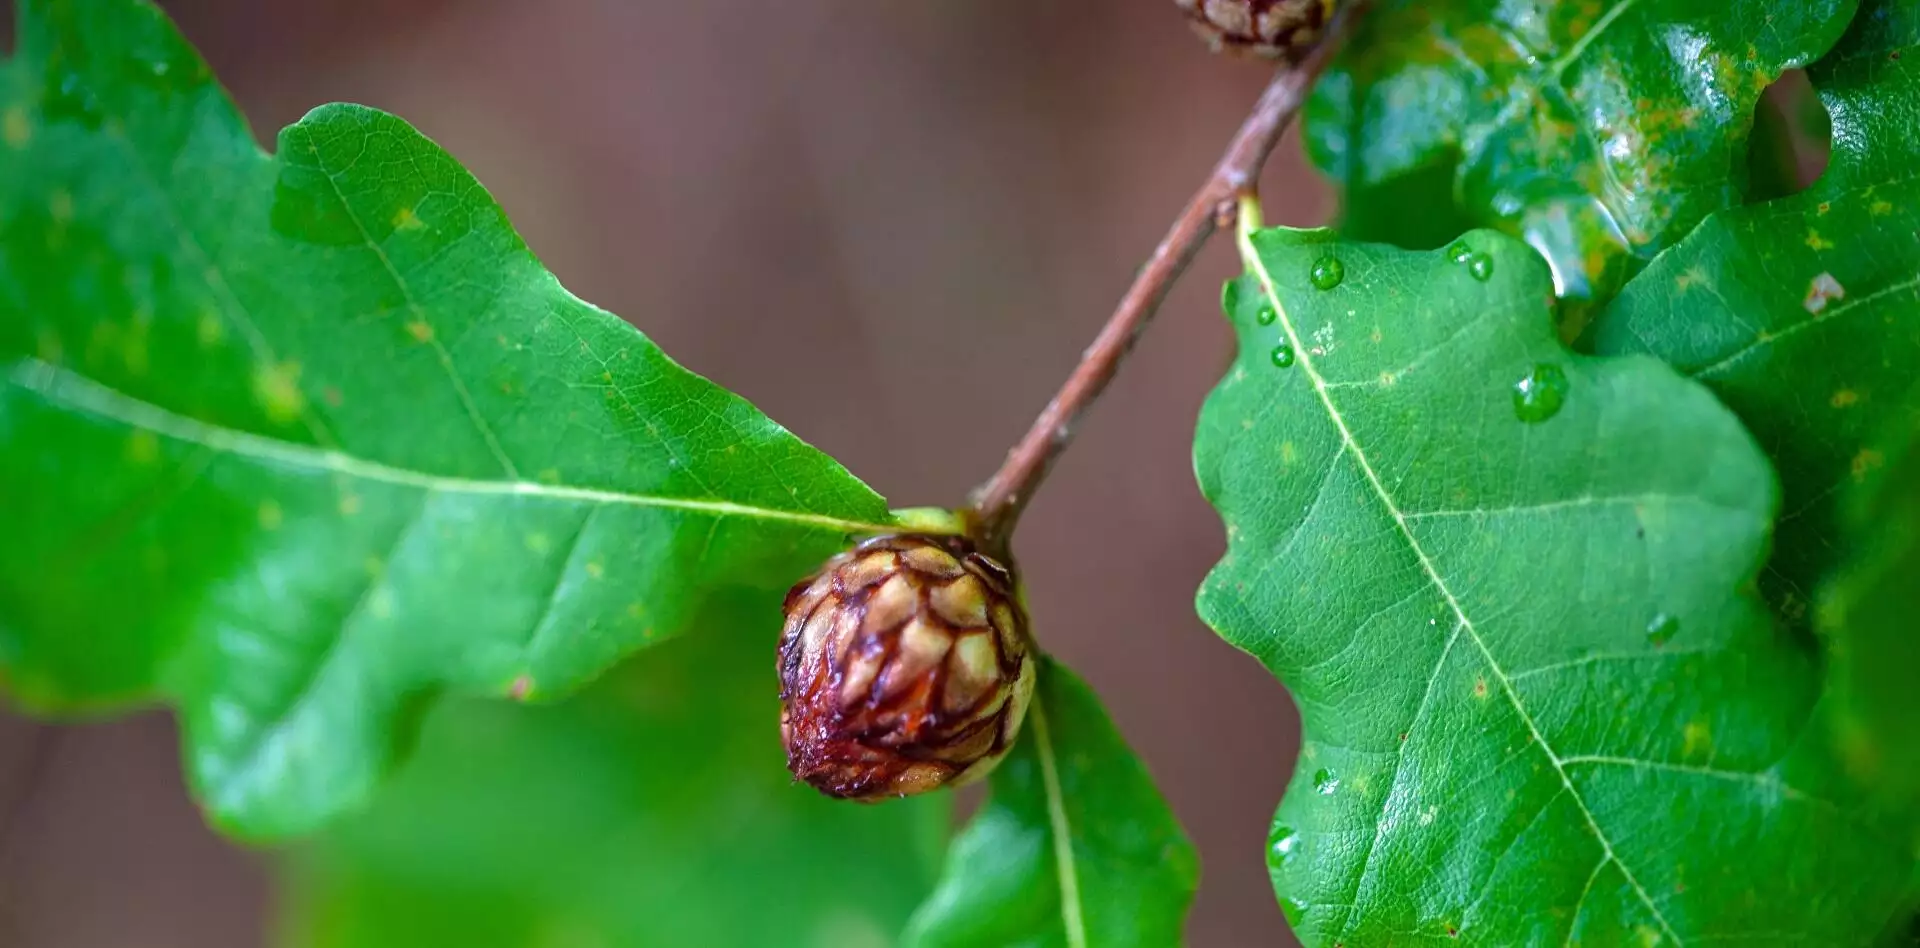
391,206 -> 424,231
197,308 -> 225,347
1682,720 -> 1712,758
1675,266 -> 1709,292
1280,442 -> 1298,466
1830,389 -> 1859,409
258,501 -> 284,531
48,190 -> 72,223
1853,448 -> 1885,482
526,532 -> 552,555
406,320 -> 434,343
626,602 -> 646,620
364,556 -> 385,578
1816,201 -> 1831,216
1805,230 -> 1835,251
537,468 -> 563,485
1871,199 -> 1894,216
252,361 -> 306,425
126,430 -> 159,464
339,493 -> 362,516
2,108 -> 28,148
1636,924 -> 1663,947
585,561 -> 605,579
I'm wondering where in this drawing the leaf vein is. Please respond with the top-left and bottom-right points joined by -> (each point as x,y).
1029,694 -> 1087,948
1237,223 -> 1683,945
8,359 -> 905,537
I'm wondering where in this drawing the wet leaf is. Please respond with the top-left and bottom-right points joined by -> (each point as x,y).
1194,221 -> 1914,945
1307,0 -> 1858,306
0,0 -> 914,839
904,658 -> 1197,948
1587,0 -> 1920,631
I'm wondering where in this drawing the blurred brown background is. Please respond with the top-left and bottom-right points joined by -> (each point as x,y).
0,1 -> 1333,945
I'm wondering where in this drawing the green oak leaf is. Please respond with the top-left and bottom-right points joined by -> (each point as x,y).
283,600 -> 950,948
1820,415 -> 1920,803
1307,0 -> 1857,307
0,0 -> 924,840
1194,221 -> 1915,945
1587,0 -> 1920,632
903,657 -> 1197,948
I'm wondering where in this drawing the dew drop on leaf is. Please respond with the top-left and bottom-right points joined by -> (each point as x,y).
1447,239 -> 1473,264
1270,824 -> 1299,863
1280,895 -> 1305,927
1256,304 -> 1278,326
1270,343 -> 1296,368
1511,363 -> 1569,423
1220,278 -> 1241,319
1312,768 -> 1339,794
1467,253 -> 1495,282
1310,256 -> 1346,290
1647,612 -> 1679,647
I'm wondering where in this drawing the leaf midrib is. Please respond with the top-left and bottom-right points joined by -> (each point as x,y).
6,358 -> 903,536
1234,226 -> 1683,945
1027,691 -> 1088,948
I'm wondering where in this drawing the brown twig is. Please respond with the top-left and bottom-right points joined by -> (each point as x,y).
966,17 -> 1356,552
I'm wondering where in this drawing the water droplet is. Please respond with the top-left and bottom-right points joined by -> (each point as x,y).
1280,895 -> 1305,927
1468,253 -> 1495,282
1256,304 -> 1278,326
1270,343 -> 1296,368
1447,240 -> 1473,264
1310,256 -> 1345,290
1647,612 -> 1679,647
1511,362 -> 1569,423
1313,768 -> 1339,795
1269,825 -> 1299,863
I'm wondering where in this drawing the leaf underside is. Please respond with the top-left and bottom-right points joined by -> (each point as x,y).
0,0 -> 905,840
1195,225 -> 1914,945
284,600 -> 951,948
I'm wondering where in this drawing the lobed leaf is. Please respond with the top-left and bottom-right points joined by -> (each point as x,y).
0,0 -> 916,839
1194,221 -> 1914,945
1587,0 -> 1920,633
903,658 -> 1198,948
284,602 -> 950,948
1307,0 -> 1857,307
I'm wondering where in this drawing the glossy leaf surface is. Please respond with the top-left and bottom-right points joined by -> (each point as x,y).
0,0 -> 905,839
1588,0 -> 1920,630
1307,0 -> 1857,306
1194,223 -> 1914,945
